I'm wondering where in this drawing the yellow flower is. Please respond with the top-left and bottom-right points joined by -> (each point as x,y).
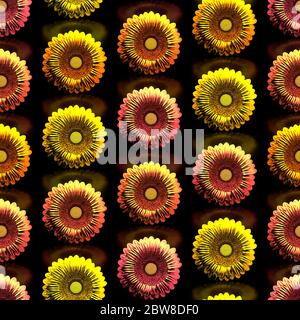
193,0 -> 256,55
193,218 -> 256,281
206,293 -> 242,300
45,0 -> 103,18
0,124 -> 31,187
43,30 -> 106,93
43,105 -> 106,168
118,12 -> 181,74
193,68 -> 256,131
268,125 -> 300,186
43,255 -> 107,300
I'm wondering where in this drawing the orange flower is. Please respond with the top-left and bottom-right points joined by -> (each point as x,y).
118,12 -> 181,74
118,162 -> 181,225
43,180 -> 106,243
43,30 -> 106,93
193,0 -> 256,56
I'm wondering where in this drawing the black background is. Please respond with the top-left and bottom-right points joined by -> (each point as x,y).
0,0 -> 299,306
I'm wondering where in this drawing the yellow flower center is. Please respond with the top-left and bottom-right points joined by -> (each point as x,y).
295,150 -> 300,163
69,131 -> 83,144
144,112 -> 158,125
0,225 -> 7,238
144,37 -> 158,51
69,56 -> 83,70
69,206 -> 83,219
144,187 -> 158,201
295,1 -> 300,12
0,1 -> 7,13
69,281 -> 83,294
0,150 -> 8,163
144,262 -> 158,276
295,75 -> 300,88
219,168 -> 233,182
220,243 -> 233,257
0,75 -> 8,88
219,18 -> 233,32
295,225 -> 300,238
219,93 -> 233,107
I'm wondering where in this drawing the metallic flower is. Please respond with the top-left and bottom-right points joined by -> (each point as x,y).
118,86 -> 181,148
0,49 -> 31,112
0,275 -> 30,300
193,68 -> 256,131
192,218 -> 257,281
42,30 -> 107,93
42,105 -> 106,168
268,0 -> 300,37
43,180 -> 106,243
0,199 -> 31,262
268,125 -> 300,186
117,237 -> 181,299
118,12 -> 182,74
268,200 -> 300,262
192,143 -> 256,206
45,0 -> 103,18
0,124 -> 31,187
118,162 -> 181,225
268,50 -> 300,112
43,255 -> 106,300
0,0 -> 31,37
269,274 -> 300,300
192,0 -> 256,56
206,293 -> 242,300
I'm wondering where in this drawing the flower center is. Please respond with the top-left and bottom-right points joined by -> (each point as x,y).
144,262 -> 158,276
295,1 -> 300,12
0,1 -> 7,13
144,37 -> 158,51
219,93 -> 233,107
219,168 -> 233,182
144,112 -> 158,125
219,18 -> 233,32
69,206 -> 83,219
295,150 -> 300,163
69,56 -> 83,70
144,187 -> 158,201
69,131 -> 83,144
0,225 -> 7,238
0,75 -> 8,88
295,75 -> 300,88
69,281 -> 83,294
0,150 -> 7,163
295,225 -> 300,238
220,243 -> 233,257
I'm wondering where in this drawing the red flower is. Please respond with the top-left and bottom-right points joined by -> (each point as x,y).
118,237 -> 181,299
